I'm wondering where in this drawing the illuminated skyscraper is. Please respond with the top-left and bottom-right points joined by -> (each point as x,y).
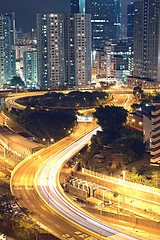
79,0 -> 85,13
133,0 -> 160,82
127,1 -> 134,42
0,13 -> 14,84
23,51 -> 37,87
37,14 -> 49,88
37,13 -> 91,88
70,0 -> 121,50
74,13 -> 91,85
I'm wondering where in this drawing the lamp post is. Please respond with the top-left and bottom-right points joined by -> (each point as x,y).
84,98 -> 86,109
96,97 -> 99,105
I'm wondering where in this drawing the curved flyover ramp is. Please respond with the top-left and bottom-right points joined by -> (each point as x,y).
11,126 -> 141,240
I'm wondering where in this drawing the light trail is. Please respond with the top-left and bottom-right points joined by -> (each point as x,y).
9,91 -> 141,239
35,128 -> 141,240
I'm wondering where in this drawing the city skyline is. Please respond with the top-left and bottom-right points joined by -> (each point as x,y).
1,0 -> 131,32
70,0 -> 121,50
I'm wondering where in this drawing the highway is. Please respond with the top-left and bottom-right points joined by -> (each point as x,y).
8,90 -> 141,239
5,91 -> 48,110
11,124 -> 141,240
5,89 -> 134,111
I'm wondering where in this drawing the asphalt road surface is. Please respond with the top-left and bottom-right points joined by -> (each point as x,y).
11,125 -> 141,240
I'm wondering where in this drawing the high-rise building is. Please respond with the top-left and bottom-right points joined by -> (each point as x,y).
150,103 -> 160,165
71,0 -> 121,50
37,14 -> 65,88
0,14 -> 5,84
37,14 -> 49,88
11,50 -> 16,77
92,40 -> 133,82
6,12 -> 16,49
133,0 -> 160,82
23,51 -> 37,87
64,15 -> 75,86
127,1 -> 134,42
16,44 -> 37,60
48,14 -> 65,87
79,0 -> 85,13
74,13 -> 91,85
37,13 -> 91,88
0,13 -> 14,85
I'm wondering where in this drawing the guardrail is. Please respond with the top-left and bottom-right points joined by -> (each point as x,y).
82,168 -> 160,195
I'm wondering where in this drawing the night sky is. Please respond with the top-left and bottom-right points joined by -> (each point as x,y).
1,0 -> 131,32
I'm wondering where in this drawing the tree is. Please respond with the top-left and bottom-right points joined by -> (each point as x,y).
122,135 -> 145,162
151,171 -> 160,187
133,85 -> 143,101
10,76 -> 25,87
18,108 -> 77,141
93,106 -> 128,144
126,167 -> 140,182
94,106 -> 127,131
0,194 -> 19,221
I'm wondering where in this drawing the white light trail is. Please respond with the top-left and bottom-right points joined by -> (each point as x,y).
35,128 -> 140,240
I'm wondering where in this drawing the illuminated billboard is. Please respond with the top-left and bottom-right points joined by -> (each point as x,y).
77,115 -> 93,122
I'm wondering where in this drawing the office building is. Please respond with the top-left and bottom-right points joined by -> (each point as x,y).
11,50 -> 16,77
71,0 -> 121,50
92,41 -> 133,82
133,0 -> 160,82
37,13 -> 91,88
127,1 -> 134,42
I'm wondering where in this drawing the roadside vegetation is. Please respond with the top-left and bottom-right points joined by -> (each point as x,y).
78,105 -> 160,188
3,107 -> 77,141
3,90 -> 110,142
16,90 -> 110,109
79,105 -> 144,170
2,89 -> 160,238
0,193 -> 58,240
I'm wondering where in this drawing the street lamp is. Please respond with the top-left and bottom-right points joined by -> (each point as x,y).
84,98 -> 86,109
96,97 -> 99,105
